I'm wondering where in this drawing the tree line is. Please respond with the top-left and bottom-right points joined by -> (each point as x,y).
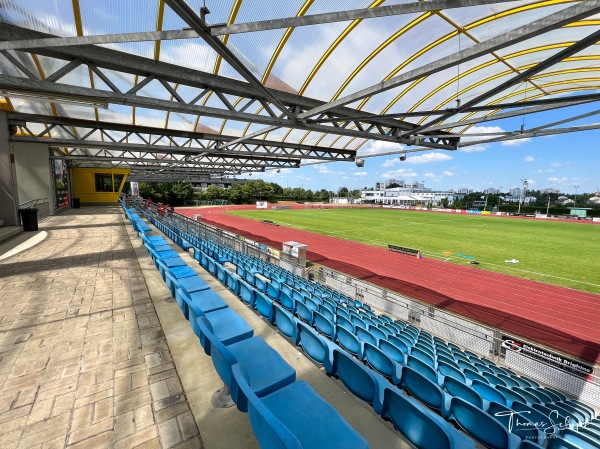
137,180 -> 362,205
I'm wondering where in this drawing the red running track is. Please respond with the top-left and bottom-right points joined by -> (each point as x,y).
180,206 -> 600,365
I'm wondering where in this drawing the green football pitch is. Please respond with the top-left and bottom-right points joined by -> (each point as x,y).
230,208 -> 600,294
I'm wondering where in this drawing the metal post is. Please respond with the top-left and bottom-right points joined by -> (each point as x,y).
574,185 -> 579,207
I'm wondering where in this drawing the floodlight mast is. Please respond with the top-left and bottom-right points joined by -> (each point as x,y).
517,179 -> 529,214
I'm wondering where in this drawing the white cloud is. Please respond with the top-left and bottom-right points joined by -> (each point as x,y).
501,137 -> 531,147
460,145 -> 488,153
547,177 -> 569,184
536,169 -> 554,173
524,156 -> 535,162
424,172 -> 440,181
550,162 -> 570,167
382,158 -> 400,167
360,140 -> 406,156
382,168 -> 419,179
354,172 -> 368,177
443,171 -> 454,176
405,152 -> 453,164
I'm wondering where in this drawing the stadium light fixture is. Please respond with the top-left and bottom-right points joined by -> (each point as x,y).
0,90 -> 109,109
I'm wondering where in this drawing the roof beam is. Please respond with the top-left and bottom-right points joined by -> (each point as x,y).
0,1 -> 521,51
163,0 -> 296,121
412,28 -> 600,134
460,122 -> 600,147
0,75 -> 418,145
7,112 -> 355,159
421,98 -> 595,133
297,1 -> 600,119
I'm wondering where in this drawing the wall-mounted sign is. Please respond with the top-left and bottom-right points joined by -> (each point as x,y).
501,336 -> 593,378
256,201 -> 268,209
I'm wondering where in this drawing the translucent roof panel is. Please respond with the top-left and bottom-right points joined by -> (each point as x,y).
0,0 -> 78,37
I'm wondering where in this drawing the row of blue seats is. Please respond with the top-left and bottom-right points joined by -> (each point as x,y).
125,203 -> 371,449
133,204 -> 599,449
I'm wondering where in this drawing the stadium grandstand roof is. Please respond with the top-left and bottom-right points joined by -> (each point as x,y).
2,0 -> 600,180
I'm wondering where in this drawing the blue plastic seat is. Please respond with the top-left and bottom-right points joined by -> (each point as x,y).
232,365 -> 369,449
524,387 -> 553,404
552,402 -> 587,426
487,401 -> 544,445
180,288 -> 228,331
407,355 -> 438,384
313,311 -> 336,340
464,367 -> 489,386
198,317 -> 296,412
330,348 -> 385,414
532,403 -> 574,430
388,336 -> 411,355
336,315 -> 354,333
318,305 -> 335,323
411,347 -> 436,369
471,379 -> 508,409
449,397 -> 520,449
561,428 -> 600,448
272,303 -> 298,343
497,374 -> 520,388
380,385 -> 476,449
356,327 -> 378,346
296,321 -> 336,373
544,387 -> 567,402
278,290 -> 295,312
496,385 -> 527,408
569,400 -> 596,420
255,291 -> 275,324
225,269 -> 240,296
484,372 -> 508,387
335,326 -> 364,359
172,276 -> 210,315
295,301 -> 314,325
545,435 -> 587,449
367,325 -> 387,342
443,376 -> 483,408
378,339 -> 408,366
513,387 -> 541,406
401,366 -> 451,418
266,281 -> 280,301
511,401 -> 558,435
438,361 -> 466,385
238,280 -> 256,308
363,342 -> 402,384
254,276 -> 267,293
195,308 -> 254,356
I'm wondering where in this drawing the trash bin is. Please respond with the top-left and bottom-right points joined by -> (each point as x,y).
72,198 -> 80,209
19,208 -> 39,231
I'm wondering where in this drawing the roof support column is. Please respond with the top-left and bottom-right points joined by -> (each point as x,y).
0,111 -> 20,226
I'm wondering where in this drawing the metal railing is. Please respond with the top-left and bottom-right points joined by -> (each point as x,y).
131,199 -> 600,407
19,198 -> 51,222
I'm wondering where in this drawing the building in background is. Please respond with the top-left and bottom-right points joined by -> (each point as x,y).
360,180 -> 454,207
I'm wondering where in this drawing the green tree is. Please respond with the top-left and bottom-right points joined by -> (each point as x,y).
228,184 -> 244,204
205,185 -> 225,201
270,182 -> 283,195
170,181 -> 195,205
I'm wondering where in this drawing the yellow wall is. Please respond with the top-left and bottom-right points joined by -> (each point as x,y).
72,168 -> 129,203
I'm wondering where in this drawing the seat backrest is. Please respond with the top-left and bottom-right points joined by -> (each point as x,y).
332,348 -> 381,410
318,305 -> 335,322
471,379 -> 507,406
232,365 -> 302,449
197,317 -> 237,385
363,342 -> 399,382
239,280 -> 256,308
443,377 -> 482,408
297,321 -> 328,368
513,387 -> 542,405
407,355 -> 438,383
483,372 -> 507,387
497,374 -> 520,388
379,339 -> 407,365
450,397 -> 512,449
463,367 -> 488,385
545,435 -> 588,449
273,303 -> 298,343
411,347 -> 436,368
487,401 -> 542,442
294,301 -> 313,324
496,385 -> 527,406
356,327 -> 377,346
438,362 -> 466,384
380,385 -> 455,449
255,291 -> 274,323
511,401 -> 557,435
335,326 -> 362,358
525,387 -> 553,404
313,311 -> 335,340
368,325 -> 387,341
388,336 -> 411,354
401,366 -> 445,413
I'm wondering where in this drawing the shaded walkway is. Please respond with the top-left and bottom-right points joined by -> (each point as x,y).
0,207 -> 200,449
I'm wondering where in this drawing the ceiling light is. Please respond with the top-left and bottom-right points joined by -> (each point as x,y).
0,91 -> 109,109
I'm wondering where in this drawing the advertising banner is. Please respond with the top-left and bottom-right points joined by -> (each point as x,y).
53,159 -> 70,210
256,201 -> 268,209
501,336 -> 593,378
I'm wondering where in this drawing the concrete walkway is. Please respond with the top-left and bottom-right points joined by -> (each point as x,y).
0,207 -> 201,449
0,206 -> 411,449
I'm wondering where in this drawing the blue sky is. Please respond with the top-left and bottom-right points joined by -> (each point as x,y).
258,103 -> 600,195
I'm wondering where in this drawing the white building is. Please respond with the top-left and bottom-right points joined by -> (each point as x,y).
360,180 -> 454,206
